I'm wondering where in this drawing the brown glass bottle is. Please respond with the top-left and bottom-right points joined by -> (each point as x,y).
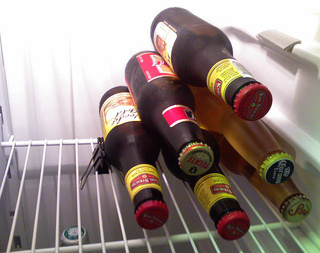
161,129 -> 250,240
190,86 -> 294,184
215,133 -> 312,223
99,86 -> 168,230
125,51 -> 214,176
151,7 -> 272,121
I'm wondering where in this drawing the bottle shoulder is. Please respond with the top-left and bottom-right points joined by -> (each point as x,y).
104,122 -> 161,171
151,7 -> 233,52
133,78 -> 196,112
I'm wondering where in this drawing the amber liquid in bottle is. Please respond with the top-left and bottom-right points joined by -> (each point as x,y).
190,86 -> 294,184
99,86 -> 168,230
161,129 -> 250,240
215,133 -> 312,222
151,7 -> 272,120
125,51 -> 214,176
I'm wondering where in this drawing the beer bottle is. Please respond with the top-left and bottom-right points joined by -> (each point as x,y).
125,51 -> 214,176
151,7 -> 272,121
216,133 -> 312,222
161,129 -> 251,240
190,86 -> 294,184
99,86 -> 169,230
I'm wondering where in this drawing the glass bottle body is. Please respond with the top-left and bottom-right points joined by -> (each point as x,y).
99,86 -> 168,229
151,7 -> 272,121
125,51 -> 214,176
216,133 -> 312,222
161,129 -> 250,240
190,86 -> 294,184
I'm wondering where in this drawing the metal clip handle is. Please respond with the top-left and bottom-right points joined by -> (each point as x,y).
80,137 -> 109,190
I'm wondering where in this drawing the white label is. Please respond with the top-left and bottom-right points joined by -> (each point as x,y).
153,21 -> 177,69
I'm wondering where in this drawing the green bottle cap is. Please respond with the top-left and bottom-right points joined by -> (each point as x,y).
178,142 -> 214,176
280,193 -> 312,222
260,152 -> 294,184
61,226 -> 88,246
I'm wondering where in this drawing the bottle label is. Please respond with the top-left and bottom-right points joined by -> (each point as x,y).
125,164 -> 162,201
61,226 -> 88,245
162,105 -> 198,127
153,21 -> 177,69
136,52 -> 177,82
287,203 -> 310,217
194,173 -> 237,214
207,59 -> 253,101
281,194 -> 312,222
179,143 -> 214,175
63,226 -> 85,241
100,92 -> 140,139
263,158 -> 294,184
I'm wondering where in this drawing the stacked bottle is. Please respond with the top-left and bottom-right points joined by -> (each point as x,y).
99,86 -> 169,230
92,6 -> 309,236
214,132 -> 312,222
125,51 -> 215,176
151,7 -> 273,121
161,129 -> 251,240
188,85 -> 294,184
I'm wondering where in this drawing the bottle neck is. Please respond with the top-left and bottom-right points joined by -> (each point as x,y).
104,122 -> 160,174
133,188 -> 165,211
209,199 -> 242,226
221,118 -> 282,171
190,85 -> 233,134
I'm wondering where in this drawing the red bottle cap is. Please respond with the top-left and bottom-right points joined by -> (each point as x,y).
216,211 -> 250,240
135,200 -> 169,230
233,83 -> 273,121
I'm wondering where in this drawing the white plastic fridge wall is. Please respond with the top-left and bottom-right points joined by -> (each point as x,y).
0,0 -> 320,252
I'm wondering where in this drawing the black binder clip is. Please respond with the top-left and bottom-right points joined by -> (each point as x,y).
80,137 -> 109,190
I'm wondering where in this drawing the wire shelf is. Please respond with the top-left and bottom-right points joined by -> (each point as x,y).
0,137 -> 319,253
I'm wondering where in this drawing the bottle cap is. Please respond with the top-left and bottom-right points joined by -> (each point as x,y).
280,193 -> 312,222
216,211 -> 250,240
233,83 -> 273,121
178,142 -> 214,176
135,200 -> 169,230
61,226 -> 88,246
260,152 -> 294,184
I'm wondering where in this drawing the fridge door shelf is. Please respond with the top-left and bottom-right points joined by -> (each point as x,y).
257,29 -> 320,80
1,137 -> 319,253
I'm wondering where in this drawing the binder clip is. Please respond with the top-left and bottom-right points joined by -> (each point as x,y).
80,137 -> 110,190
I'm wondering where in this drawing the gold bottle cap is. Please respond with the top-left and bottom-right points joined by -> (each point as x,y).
260,152 -> 294,184
280,193 -> 312,223
178,142 -> 214,176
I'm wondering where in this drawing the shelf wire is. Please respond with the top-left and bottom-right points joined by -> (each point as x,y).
1,137 -> 319,253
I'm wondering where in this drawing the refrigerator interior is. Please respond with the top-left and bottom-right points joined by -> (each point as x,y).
1,1 -> 320,252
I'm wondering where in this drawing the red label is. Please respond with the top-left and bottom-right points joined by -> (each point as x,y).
223,223 -> 247,238
162,105 -> 198,127
186,155 -> 211,170
210,184 -> 235,195
139,212 -> 166,227
136,52 -> 177,82
130,174 -> 160,190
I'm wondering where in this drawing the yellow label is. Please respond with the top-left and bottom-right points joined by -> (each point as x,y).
206,59 -> 253,101
194,173 -> 237,214
153,21 -> 177,69
124,164 -> 162,201
99,92 -> 141,139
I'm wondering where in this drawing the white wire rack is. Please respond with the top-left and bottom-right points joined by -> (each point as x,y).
0,137 -> 319,253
